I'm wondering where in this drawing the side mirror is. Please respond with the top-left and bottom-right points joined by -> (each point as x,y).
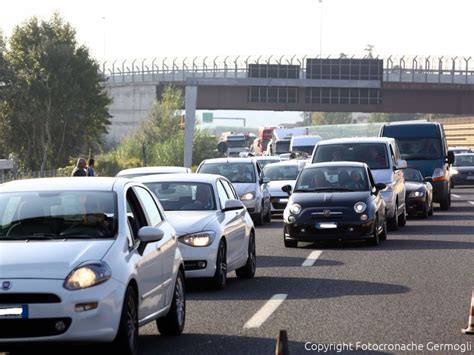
424,176 -> 433,183
138,226 -> 164,243
281,185 -> 292,195
223,199 -> 244,212
447,151 -> 455,165
396,159 -> 407,170
260,177 -> 270,185
375,183 -> 386,191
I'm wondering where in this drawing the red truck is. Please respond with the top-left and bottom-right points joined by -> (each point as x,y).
252,127 -> 275,156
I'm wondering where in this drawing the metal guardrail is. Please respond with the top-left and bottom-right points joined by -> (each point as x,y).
101,55 -> 474,85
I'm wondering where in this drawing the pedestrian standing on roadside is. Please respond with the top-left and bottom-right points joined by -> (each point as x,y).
87,158 -> 96,177
71,158 -> 87,177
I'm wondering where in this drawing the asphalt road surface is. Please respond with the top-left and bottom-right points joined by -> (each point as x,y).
3,187 -> 474,355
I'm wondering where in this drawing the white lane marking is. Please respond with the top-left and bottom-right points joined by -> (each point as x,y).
452,194 -> 461,198
468,201 -> 474,205
243,294 -> 287,329
302,250 -> 323,267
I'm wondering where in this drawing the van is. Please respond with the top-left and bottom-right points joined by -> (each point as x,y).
311,137 -> 407,231
289,135 -> 322,155
379,121 -> 454,210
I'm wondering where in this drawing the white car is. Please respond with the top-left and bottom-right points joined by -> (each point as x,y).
196,158 -> 272,225
263,160 -> 307,215
0,177 -> 185,354
136,174 -> 256,290
255,156 -> 281,168
116,166 -> 191,178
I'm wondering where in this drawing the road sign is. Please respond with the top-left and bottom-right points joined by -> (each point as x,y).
202,112 -> 213,123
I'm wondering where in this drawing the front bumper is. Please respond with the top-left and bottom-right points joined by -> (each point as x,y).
242,199 -> 258,213
284,219 -> 376,242
0,278 -> 125,343
380,190 -> 396,218
406,197 -> 427,215
270,194 -> 290,214
451,174 -> 474,185
179,239 -> 220,278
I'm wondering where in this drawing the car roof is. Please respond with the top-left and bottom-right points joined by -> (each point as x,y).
0,177 -> 130,192
316,137 -> 395,145
455,152 -> 474,156
116,166 -> 190,176
200,157 -> 257,164
304,161 -> 368,169
134,173 -> 220,184
264,160 -> 306,168
255,156 -> 280,160
382,120 -> 433,126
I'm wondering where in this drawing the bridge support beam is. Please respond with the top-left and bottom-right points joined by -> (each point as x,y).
184,84 -> 197,168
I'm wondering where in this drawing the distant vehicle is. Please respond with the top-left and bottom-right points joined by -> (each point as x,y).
449,147 -> 473,155
218,132 -> 248,157
197,158 -> 271,225
0,177 -> 185,353
263,160 -> 307,216
380,121 -> 454,210
450,153 -> 474,187
255,155 -> 281,168
282,162 -> 387,247
289,135 -> 322,155
279,151 -> 310,161
404,168 -> 434,218
312,137 -> 407,231
266,127 -> 308,156
116,166 -> 191,178
266,139 -> 291,156
253,127 -> 275,155
136,173 -> 256,290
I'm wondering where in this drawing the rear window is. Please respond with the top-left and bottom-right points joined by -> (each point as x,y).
313,143 -> 389,170
382,124 -> 440,139
199,163 -> 256,183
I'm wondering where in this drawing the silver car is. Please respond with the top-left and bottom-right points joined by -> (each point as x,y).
116,166 -> 191,178
197,158 -> 272,225
136,173 -> 256,290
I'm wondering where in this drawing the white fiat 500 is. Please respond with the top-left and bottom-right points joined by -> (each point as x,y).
0,177 -> 185,355
136,174 -> 256,289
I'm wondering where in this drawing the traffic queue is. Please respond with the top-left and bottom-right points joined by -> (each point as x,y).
0,120 -> 470,354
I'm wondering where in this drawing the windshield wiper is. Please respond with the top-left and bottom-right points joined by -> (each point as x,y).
2,233 -> 61,241
59,233 -> 110,239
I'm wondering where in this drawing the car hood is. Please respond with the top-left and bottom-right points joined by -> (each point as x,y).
290,191 -> 370,208
165,211 -> 217,236
233,183 -> 258,197
405,181 -> 425,192
404,159 -> 444,178
371,169 -> 394,184
268,180 -> 296,195
0,240 -> 115,279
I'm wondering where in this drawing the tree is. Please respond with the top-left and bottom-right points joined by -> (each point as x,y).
365,44 -> 375,59
310,112 -> 353,125
0,14 -> 111,173
368,113 -> 422,123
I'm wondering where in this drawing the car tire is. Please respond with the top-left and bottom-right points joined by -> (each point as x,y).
212,240 -> 227,290
422,198 -> 429,219
379,219 -> 388,241
236,232 -> 256,279
253,206 -> 264,226
428,200 -> 434,216
387,205 -> 399,231
113,286 -> 139,355
440,193 -> 450,210
368,218 -> 380,246
157,270 -> 185,336
398,205 -> 407,227
263,202 -> 272,223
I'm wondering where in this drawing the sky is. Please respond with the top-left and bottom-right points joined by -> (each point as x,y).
2,0 -> 473,127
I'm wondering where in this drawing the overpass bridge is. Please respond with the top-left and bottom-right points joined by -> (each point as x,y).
102,55 -> 474,167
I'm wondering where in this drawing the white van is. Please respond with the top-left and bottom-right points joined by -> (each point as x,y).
290,135 -> 322,155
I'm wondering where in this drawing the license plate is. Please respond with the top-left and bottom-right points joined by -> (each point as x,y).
466,176 -> 474,180
0,305 -> 28,319
279,198 -> 289,203
317,222 -> 337,229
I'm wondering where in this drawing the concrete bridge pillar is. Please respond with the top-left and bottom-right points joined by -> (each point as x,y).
184,84 -> 197,168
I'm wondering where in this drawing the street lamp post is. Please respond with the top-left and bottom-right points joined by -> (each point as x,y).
319,0 -> 323,58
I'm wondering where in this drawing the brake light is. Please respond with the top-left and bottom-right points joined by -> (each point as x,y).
432,168 -> 446,182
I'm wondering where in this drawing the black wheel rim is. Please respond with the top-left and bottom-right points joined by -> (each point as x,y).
175,274 -> 185,327
126,291 -> 138,351
249,235 -> 256,273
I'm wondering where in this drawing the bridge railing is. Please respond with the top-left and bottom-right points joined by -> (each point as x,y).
101,55 -> 474,85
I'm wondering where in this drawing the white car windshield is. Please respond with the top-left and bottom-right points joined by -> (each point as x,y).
295,166 -> 369,192
0,191 -> 117,240
264,165 -> 300,181
199,163 -> 256,183
145,182 -> 216,211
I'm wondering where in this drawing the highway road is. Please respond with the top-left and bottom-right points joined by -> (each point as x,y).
3,187 -> 474,354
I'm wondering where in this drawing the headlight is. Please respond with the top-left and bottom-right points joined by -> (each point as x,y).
432,168 -> 446,182
64,262 -> 111,291
241,192 -> 255,201
289,204 -> 302,215
354,202 -> 367,213
179,231 -> 216,247
450,168 -> 459,175
408,191 -> 425,198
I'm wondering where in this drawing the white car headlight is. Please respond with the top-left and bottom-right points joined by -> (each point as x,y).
179,231 -> 216,247
354,202 -> 367,213
289,204 -> 302,215
64,262 -> 111,291
241,192 -> 256,201
408,191 -> 425,198
450,167 -> 459,175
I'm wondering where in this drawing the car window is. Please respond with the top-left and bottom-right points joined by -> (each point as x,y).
295,166 -> 369,192
313,143 -> 389,170
145,182 -> 216,211
216,180 -> 231,208
126,188 -> 148,243
264,164 -> 300,181
221,180 -> 238,200
133,186 -> 163,227
199,163 -> 256,183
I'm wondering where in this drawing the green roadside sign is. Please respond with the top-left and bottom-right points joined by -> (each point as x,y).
202,112 -> 213,123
